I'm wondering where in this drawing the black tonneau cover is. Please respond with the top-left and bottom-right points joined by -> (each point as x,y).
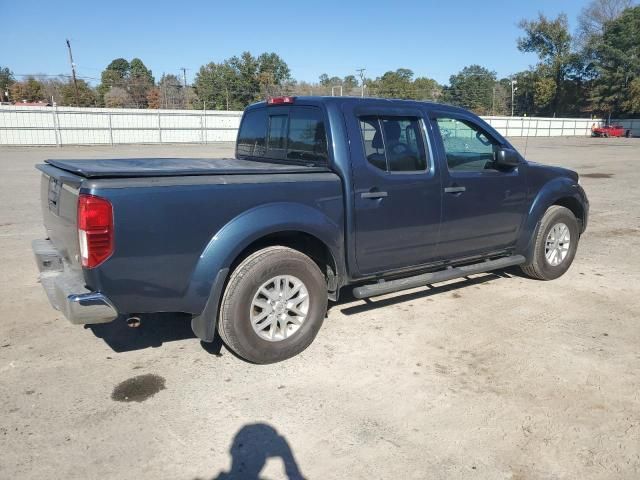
44,157 -> 330,179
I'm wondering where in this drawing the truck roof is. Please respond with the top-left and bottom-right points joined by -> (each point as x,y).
246,96 -> 468,114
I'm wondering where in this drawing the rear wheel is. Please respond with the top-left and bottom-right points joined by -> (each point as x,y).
521,206 -> 580,280
218,246 -> 328,364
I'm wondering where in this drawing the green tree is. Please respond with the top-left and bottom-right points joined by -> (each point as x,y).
257,52 -> 291,87
128,58 -> 155,107
59,79 -> 96,107
343,75 -> 358,91
97,58 -> 130,105
445,65 -> 496,114
318,74 -> 330,86
158,73 -> 184,109
413,76 -> 442,101
623,77 -> 640,113
372,68 -> 415,98
591,5 -> 640,115
9,77 -> 45,102
193,61 -> 239,110
194,52 -> 292,110
0,66 -> 15,102
517,13 -> 574,114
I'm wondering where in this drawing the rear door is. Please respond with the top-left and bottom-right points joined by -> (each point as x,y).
430,111 -> 527,259
343,104 -> 442,275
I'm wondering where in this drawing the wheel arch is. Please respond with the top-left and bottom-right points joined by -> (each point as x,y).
189,202 -> 344,342
517,178 -> 586,261
552,196 -> 585,232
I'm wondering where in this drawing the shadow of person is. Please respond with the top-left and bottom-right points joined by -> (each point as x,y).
212,423 -> 305,480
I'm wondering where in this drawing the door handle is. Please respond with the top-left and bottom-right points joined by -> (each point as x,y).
444,186 -> 466,194
361,191 -> 388,199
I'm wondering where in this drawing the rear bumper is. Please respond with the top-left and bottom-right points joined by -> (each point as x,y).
32,239 -> 118,325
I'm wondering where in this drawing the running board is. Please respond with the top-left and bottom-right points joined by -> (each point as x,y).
352,255 -> 526,299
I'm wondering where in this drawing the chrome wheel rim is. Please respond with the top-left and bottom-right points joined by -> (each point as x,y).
250,275 -> 309,342
545,222 -> 571,266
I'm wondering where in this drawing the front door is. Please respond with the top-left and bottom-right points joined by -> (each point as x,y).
344,105 -> 442,275
431,113 -> 527,259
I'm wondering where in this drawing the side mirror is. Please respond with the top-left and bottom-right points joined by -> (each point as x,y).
495,147 -> 520,167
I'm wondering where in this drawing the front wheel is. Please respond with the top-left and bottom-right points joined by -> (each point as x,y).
218,246 -> 328,364
520,206 -> 580,280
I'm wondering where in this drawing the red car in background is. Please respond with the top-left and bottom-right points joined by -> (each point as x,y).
591,124 -> 631,137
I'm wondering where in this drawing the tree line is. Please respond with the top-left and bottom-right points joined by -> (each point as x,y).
1,0 -> 638,117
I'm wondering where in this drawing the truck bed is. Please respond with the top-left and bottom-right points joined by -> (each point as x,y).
45,157 -> 330,178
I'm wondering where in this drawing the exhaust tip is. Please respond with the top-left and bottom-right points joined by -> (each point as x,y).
126,316 -> 141,328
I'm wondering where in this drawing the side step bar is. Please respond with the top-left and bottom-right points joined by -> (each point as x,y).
352,255 -> 526,299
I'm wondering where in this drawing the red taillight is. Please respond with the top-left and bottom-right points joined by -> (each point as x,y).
267,96 -> 295,105
77,194 -> 113,268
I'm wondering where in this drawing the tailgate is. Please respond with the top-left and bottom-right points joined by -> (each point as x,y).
37,164 -> 83,271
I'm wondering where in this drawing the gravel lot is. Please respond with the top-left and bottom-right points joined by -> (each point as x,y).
1,137 -> 639,479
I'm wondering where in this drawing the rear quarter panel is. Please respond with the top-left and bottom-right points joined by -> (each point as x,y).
82,173 -> 343,315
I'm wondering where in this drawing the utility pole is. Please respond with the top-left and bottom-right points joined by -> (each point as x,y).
492,85 -> 496,115
356,68 -> 366,98
511,79 -> 518,117
180,67 -> 189,109
65,39 -> 80,106
180,67 -> 188,89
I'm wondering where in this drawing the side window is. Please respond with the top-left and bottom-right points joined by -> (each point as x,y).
236,109 -> 267,158
435,117 -> 500,172
287,107 -> 328,162
358,116 -> 428,172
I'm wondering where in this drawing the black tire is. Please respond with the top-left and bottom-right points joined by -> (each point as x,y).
520,206 -> 580,280
218,246 -> 328,364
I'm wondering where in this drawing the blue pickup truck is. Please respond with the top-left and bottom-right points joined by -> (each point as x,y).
33,96 -> 589,363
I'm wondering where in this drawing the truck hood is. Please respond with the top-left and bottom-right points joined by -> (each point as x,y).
44,157 -> 330,179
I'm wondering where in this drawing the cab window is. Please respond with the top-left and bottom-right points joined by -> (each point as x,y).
435,117 -> 502,172
236,106 -> 328,164
358,116 -> 428,172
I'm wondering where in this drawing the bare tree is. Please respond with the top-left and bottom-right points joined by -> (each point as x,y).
577,0 -> 632,48
104,87 -> 134,108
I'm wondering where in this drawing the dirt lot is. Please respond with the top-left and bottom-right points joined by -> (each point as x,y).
1,137 -> 639,479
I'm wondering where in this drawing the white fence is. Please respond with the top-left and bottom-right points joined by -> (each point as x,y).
482,116 -> 638,137
0,105 -> 638,146
0,105 -> 242,146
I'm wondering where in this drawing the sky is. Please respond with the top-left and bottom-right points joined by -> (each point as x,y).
2,0 -> 590,86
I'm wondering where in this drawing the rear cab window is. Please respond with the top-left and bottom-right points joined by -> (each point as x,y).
236,105 -> 328,165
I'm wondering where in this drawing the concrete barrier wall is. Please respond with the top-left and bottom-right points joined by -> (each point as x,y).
0,104 -> 638,146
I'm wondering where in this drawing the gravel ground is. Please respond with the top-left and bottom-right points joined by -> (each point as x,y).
1,137 -> 639,480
